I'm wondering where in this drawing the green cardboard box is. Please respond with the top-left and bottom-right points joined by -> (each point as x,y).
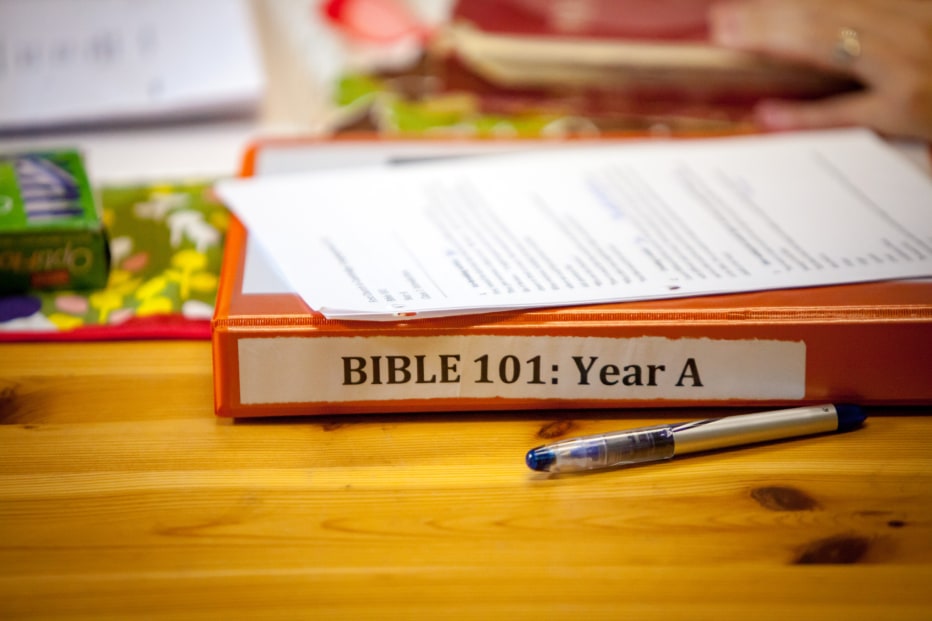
0,150 -> 109,293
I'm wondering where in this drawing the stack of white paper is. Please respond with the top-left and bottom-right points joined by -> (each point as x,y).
217,129 -> 932,321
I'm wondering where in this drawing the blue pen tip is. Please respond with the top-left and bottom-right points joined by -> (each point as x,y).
835,404 -> 867,431
526,447 -> 555,471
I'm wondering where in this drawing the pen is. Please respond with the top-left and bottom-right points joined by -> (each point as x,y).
525,404 -> 866,473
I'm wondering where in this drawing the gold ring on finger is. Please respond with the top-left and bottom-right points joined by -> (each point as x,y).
833,27 -> 861,65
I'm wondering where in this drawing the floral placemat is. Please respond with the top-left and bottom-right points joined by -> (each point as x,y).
0,180 -> 228,341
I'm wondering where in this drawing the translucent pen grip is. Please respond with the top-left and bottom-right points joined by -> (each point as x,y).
528,426 -> 675,473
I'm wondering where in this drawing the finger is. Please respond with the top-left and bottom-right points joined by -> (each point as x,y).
709,1 -> 817,62
752,94 -> 883,133
708,0 -> 890,82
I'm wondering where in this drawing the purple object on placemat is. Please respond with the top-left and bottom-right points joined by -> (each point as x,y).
0,295 -> 42,322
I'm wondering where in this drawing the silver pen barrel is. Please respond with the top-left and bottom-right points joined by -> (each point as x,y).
671,405 -> 840,455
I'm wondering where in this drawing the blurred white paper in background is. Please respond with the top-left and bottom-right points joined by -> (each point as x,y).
0,0 -> 264,131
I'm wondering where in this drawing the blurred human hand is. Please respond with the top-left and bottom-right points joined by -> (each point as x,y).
709,0 -> 932,141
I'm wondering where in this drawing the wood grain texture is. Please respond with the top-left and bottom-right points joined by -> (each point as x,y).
1,341 -> 930,620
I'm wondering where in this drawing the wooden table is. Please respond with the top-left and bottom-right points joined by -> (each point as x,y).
1,340 -> 930,620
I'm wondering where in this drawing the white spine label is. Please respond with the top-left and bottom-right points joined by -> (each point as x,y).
237,336 -> 805,405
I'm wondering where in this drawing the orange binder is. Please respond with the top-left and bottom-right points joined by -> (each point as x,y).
210,137 -> 932,418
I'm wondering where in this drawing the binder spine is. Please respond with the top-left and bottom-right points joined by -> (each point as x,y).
213,315 -> 932,417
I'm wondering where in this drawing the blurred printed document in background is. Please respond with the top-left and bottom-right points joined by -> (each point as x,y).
0,0 -> 264,131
